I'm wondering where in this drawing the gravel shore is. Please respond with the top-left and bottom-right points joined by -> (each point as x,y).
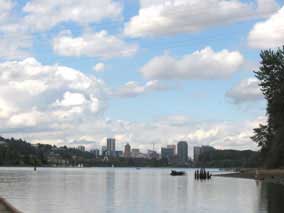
214,169 -> 284,186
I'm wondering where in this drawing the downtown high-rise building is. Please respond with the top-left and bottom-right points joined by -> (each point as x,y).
177,141 -> 188,163
106,138 -> 116,156
161,147 -> 175,160
124,143 -> 131,158
167,144 -> 176,155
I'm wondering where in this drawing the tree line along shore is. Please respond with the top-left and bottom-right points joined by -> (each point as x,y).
0,136 -> 259,168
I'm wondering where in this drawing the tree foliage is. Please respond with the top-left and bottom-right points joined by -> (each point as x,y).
196,149 -> 260,168
0,136 -> 172,167
252,47 -> 284,168
0,136 -> 93,166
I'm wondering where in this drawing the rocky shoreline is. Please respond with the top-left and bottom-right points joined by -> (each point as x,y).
214,169 -> 284,186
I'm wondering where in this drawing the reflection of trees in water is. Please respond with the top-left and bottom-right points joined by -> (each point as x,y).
260,182 -> 284,213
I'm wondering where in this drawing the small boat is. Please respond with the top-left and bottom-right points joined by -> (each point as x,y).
170,170 -> 185,176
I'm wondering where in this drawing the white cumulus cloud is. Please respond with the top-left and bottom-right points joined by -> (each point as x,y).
0,0 -> 125,59
22,0 -> 122,31
54,92 -> 87,107
0,1 -> 33,59
112,80 -> 171,98
140,47 -> 244,80
0,57 -> 107,131
93,63 -> 105,72
125,0 -> 278,37
8,109 -> 45,128
226,78 -> 264,103
53,30 -> 138,59
248,6 -> 284,49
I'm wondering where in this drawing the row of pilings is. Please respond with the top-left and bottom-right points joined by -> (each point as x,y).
194,168 -> 211,180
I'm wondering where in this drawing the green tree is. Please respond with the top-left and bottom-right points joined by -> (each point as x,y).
252,46 -> 284,168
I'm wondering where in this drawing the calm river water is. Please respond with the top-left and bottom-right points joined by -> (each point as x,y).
0,167 -> 283,213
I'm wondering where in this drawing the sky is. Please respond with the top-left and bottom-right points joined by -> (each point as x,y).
0,0 -> 283,155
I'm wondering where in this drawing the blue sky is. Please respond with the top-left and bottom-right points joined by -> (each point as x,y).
0,0 -> 283,152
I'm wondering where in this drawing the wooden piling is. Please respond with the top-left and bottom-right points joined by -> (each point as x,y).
194,169 -> 211,180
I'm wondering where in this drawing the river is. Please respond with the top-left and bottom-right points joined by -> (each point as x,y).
0,167 -> 283,213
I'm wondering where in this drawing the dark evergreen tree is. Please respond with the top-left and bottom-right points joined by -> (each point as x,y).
252,46 -> 284,168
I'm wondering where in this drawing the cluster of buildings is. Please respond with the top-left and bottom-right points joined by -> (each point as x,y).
160,141 -> 188,163
75,138 -> 216,165
86,138 -> 190,163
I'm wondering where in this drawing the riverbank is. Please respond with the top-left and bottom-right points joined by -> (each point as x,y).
0,197 -> 21,213
214,169 -> 284,186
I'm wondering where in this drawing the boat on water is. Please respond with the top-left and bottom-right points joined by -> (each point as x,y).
170,170 -> 186,176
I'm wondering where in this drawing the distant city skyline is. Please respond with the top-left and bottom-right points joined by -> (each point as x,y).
79,138 -> 212,163
86,138 -> 191,162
